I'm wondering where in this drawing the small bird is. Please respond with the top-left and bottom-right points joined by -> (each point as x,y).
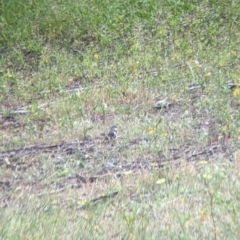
226,79 -> 240,90
108,125 -> 117,140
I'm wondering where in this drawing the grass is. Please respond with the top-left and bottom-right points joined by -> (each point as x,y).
1,0 -> 240,239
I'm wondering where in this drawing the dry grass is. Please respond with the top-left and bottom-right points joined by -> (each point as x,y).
1,0 -> 240,239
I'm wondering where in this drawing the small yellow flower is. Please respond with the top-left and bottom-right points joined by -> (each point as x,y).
203,174 -> 212,179
194,60 -> 202,68
7,69 -> 13,77
174,53 -> 180,60
133,66 -> 138,73
213,227 -> 220,237
94,53 -> 99,59
129,233 -> 135,240
77,200 -> 87,206
161,132 -> 168,137
156,178 -> 166,184
150,162 -> 158,167
94,225 -> 100,231
233,88 -> 240,97
201,210 -> 209,221
148,126 -> 156,135
199,160 -> 208,165
222,162 -> 229,167
205,72 -> 211,77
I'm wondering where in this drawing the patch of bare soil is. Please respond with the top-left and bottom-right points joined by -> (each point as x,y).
0,86 -> 239,209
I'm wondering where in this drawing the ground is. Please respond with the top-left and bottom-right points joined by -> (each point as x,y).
1,0 -> 240,239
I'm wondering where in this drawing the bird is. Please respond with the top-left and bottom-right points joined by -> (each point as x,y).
226,79 -> 240,90
108,125 -> 117,140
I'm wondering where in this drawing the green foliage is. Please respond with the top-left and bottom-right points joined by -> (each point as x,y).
0,0 -> 158,47
1,0 -> 240,239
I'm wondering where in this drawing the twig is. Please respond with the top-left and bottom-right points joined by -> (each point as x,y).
78,191 -> 118,209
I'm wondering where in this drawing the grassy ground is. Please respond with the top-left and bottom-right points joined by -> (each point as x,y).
1,0 -> 240,239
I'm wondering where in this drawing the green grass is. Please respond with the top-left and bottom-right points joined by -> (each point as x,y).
1,0 -> 240,239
